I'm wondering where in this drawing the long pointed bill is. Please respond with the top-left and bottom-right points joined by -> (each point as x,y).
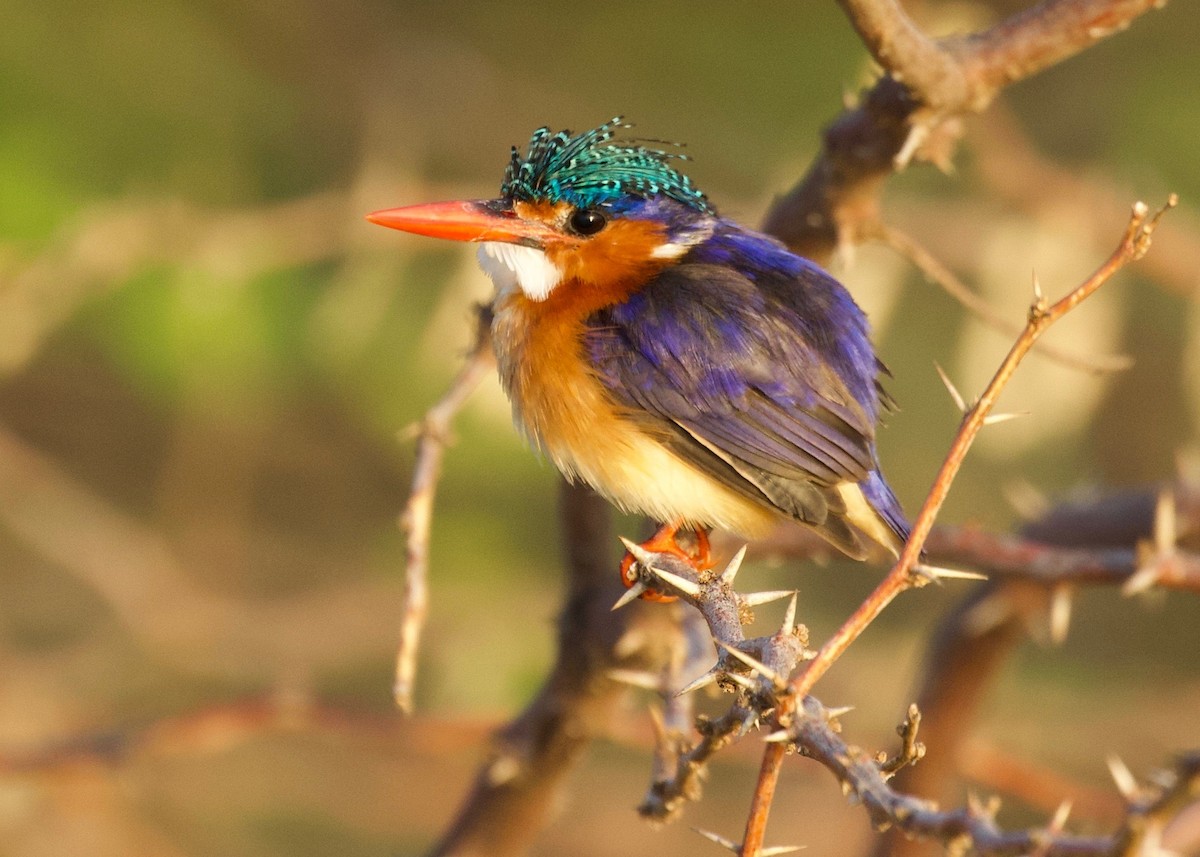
366,199 -> 557,247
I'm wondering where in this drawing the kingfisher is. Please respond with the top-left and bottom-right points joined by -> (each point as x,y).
368,118 -> 910,598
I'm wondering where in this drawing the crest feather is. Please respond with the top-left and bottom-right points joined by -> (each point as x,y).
500,117 -> 713,213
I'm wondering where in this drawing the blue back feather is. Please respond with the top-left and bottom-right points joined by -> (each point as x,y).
500,117 -> 713,214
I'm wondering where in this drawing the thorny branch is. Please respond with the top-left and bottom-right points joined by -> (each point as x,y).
790,698 -> 1200,857
395,304 -> 494,713
762,0 -> 1168,265
618,198 -> 1185,857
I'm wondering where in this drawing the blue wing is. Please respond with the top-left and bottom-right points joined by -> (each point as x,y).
584,226 -> 908,556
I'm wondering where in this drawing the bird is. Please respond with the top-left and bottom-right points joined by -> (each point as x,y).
368,118 -> 910,599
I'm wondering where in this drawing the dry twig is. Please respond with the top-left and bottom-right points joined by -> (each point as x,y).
395,305 -> 494,712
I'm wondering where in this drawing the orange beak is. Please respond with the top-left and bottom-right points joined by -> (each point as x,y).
366,199 -> 558,248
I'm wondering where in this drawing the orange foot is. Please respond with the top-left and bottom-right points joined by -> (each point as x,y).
619,520 -> 713,602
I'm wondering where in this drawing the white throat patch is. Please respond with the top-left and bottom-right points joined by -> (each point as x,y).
476,242 -> 563,301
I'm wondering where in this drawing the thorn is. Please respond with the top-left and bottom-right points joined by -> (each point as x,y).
913,563 -> 988,583
762,846 -> 806,856
649,564 -> 702,597
780,593 -> 798,635
485,753 -> 522,786
676,669 -> 719,696
1049,799 -> 1073,833
1003,480 -> 1051,521
606,668 -> 662,691
719,545 -> 748,585
1154,490 -> 1177,552
1049,584 -> 1073,645
982,411 -> 1028,426
619,536 -> 659,568
738,709 -> 759,736
715,640 -> 781,684
693,827 -> 740,853
742,589 -> 798,607
1032,271 -> 1046,308
894,122 -> 928,169
723,671 -> 759,692
934,363 -> 968,413
1122,563 -> 1161,597
967,790 -> 987,819
1108,754 -> 1139,799
764,729 -> 793,743
611,583 -> 648,611
826,705 -> 855,721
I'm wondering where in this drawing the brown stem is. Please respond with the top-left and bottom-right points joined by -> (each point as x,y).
396,306 -> 494,713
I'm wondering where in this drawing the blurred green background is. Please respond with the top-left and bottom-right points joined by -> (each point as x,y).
0,2 -> 1197,855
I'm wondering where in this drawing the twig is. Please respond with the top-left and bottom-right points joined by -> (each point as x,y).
789,696 -> 1200,857
926,525 -> 1200,593
791,197 -> 1174,702
396,305 -> 495,713
874,223 -> 1132,374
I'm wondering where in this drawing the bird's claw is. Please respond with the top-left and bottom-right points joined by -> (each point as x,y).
617,522 -> 712,603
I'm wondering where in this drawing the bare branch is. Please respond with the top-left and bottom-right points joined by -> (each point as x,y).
395,305 -> 494,712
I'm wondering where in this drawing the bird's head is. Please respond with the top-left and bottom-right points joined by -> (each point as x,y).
368,118 -> 717,302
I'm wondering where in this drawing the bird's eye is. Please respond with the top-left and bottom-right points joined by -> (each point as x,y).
568,208 -> 607,236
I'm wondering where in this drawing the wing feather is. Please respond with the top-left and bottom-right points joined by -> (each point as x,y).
584,244 -> 900,555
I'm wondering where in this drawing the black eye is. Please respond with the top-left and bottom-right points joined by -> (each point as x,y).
568,208 -> 607,236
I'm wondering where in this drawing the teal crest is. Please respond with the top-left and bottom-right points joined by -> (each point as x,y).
500,117 -> 713,214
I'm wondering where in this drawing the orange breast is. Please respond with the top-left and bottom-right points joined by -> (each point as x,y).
490,285 -> 781,537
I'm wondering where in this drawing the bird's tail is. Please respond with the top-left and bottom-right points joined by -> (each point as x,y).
813,471 -> 911,561
857,470 -> 912,556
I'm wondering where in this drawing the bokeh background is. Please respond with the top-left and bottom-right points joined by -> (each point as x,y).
1,2 -> 1197,855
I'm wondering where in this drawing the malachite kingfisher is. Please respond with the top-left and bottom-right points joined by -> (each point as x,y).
369,118 -> 910,597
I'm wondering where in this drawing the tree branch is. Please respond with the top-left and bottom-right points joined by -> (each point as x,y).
762,0 -> 1169,264
395,305 -> 494,713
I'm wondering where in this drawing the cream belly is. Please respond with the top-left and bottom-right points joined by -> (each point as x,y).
490,291 -> 895,549
547,410 -> 782,538
491,295 -> 779,537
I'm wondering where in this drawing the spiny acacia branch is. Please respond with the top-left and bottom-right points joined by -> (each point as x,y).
788,196 -> 1175,705
410,1 -> 1178,854
763,0 -> 1168,264
730,197 -> 1173,857
628,195 -> 1180,854
790,698 -> 1200,857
